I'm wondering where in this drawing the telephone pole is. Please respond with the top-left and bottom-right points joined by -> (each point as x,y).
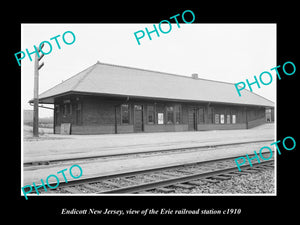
33,44 -> 45,137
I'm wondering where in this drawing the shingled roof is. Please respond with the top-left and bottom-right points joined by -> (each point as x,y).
36,61 -> 274,107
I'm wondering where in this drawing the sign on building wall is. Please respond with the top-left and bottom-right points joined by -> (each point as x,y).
158,113 -> 164,124
220,114 -> 225,124
61,123 -> 71,135
232,115 -> 236,124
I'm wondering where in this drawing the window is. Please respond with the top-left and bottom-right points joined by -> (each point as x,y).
226,114 -> 231,124
55,104 -> 60,113
166,106 -> 174,124
215,114 -> 219,124
63,100 -> 71,116
147,105 -> 155,124
232,115 -> 236,124
75,102 -> 82,125
61,104 -> 65,116
63,103 -> 71,116
175,105 -> 181,124
121,104 -> 130,124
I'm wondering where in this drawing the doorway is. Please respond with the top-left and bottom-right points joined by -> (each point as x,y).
188,107 -> 198,131
134,105 -> 144,132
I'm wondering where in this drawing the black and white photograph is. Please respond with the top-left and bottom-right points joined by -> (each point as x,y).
21,23 -> 277,198
9,6 -> 297,219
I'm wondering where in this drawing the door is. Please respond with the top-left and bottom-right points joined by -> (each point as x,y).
188,107 -> 198,131
134,105 -> 143,132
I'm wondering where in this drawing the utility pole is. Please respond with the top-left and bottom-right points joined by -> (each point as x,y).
33,44 -> 45,137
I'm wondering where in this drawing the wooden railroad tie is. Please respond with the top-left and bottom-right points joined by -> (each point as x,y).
210,175 -> 231,180
101,180 -> 122,188
81,184 -> 102,192
61,186 -> 79,193
200,178 -> 219,183
171,183 -> 194,189
187,180 -> 203,185
155,187 -> 174,193
232,171 -> 250,175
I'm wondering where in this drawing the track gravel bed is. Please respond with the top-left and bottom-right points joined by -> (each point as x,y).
36,153 -> 274,195
148,167 -> 275,194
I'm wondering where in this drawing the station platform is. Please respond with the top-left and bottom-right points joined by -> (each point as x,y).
22,140 -> 275,187
23,123 -> 275,163
22,124 -> 276,187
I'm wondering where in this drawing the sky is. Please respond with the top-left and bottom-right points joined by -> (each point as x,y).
21,23 -> 276,118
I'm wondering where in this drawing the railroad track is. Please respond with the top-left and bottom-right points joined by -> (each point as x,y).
29,152 -> 274,195
24,139 -> 274,167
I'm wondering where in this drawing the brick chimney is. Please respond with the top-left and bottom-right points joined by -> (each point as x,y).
191,73 -> 198,79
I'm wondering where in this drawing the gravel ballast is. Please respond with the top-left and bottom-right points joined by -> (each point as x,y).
172,168 -> 275,194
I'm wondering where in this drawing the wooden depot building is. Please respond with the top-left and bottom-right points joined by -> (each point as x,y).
33,61 -> 275,134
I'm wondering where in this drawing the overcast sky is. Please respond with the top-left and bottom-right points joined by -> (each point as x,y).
21,23 -> 276,117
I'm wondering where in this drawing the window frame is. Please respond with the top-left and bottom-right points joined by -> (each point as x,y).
226,114 -> 231,124
121,104 -> 130,125
174,105 -> 181,124
147,105 -> 155,124
215,113 -> 220,124
75,102 -> 82,125
166,106 -> 174,124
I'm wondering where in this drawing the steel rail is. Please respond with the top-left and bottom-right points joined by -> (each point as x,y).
24,139 -> 274,167
97,160 -> 274,194
35,151 -> 272,190
24,153 -> 273,195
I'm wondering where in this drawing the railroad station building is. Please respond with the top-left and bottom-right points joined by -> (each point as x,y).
33,61 -> 275,134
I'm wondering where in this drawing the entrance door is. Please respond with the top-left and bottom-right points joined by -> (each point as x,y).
188,107 -> 198,131
134,105 -> 143,132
